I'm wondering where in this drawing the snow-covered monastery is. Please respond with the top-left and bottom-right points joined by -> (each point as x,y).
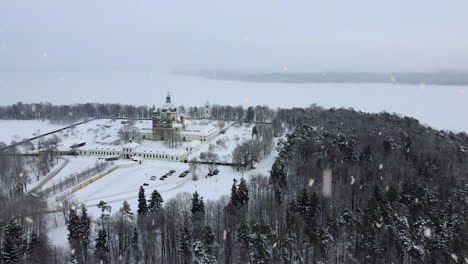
141,93 -> 218,143
56,93 -> 220,162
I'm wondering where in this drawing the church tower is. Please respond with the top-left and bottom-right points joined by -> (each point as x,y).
152,92 -> 179,140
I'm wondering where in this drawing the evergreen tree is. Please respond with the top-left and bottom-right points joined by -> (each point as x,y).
178,223 -> 192,264
191,191 -> 205,215
94,229 -> 110,264
79,204 -> 91,263
27,232 -> 50,263
191,191 -> 205,240
238,221 -> 250,264
148,189 -> 164,213
249,224 -> 271,264
237,178 -> 249,206
193,241 -> 217,264
230,179 -> 239,207
26,232 -> 38,260
269,159 -> 287,187
131,228 -> 140,264
119,200 -> 134,222
137,186 -> 148,215
1,221 -> 25,264
97,200 -> 112,229
296,188 -> 310,217
202,226 -> 216,255
67,207 -> 81,263
274,187 -> 283,205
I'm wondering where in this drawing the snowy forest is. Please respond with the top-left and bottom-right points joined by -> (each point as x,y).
0,102 -> 274,124
1,103 -> 467,264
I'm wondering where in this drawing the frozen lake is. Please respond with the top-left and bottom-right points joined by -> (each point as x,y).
0,71 -> 467,132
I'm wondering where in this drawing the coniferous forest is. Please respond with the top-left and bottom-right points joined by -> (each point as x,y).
1,104 -> 467,264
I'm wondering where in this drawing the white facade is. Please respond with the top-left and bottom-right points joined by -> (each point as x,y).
74,143 -> 190,162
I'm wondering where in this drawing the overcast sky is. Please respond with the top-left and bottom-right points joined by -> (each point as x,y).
1,0 -> 468,72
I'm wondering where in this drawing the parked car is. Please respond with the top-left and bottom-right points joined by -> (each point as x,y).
213,169 -> 219,175
143,183 -> 149,186
179,172 -> 187,178
150,176 -> 156,181
207,172 -> 214,177
169,170 -> 176,174
159,177 -> 165,181
184,170 -> 190,174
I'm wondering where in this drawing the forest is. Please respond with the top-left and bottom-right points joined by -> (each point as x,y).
0,102 -> 274,125
0,103 -> 467,264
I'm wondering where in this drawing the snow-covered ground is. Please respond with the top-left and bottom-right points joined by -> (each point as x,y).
190,122 -> 254,162
48,119 -> 147,149
39,156 -> 133,190
25,158 -> 67,191
0,119 -> 65,144
46,149 -> 277,246
0,114 -> 272,246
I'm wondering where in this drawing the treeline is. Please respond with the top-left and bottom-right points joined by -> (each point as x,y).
0,102 -> 153,124
0,102 -> 275,125
56,106 -> 466,264
0,145 -> 66,263
2,104 -> 467,263
267,106 -> 468,263
232,124 -> 275,169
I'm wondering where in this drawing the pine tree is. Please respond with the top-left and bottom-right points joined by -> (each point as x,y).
238,221 -> 250,264
193,241 -> 217,264
230,179 -> 239,207
148,189 -> 164,213
191,191 -> 205,215
26,232 -> 38,261
131,228 -> 140,264
274,187 -> 283,205
296,188 -> 310,217
1,221 -> 25,264
119,200 -> 134,222
137,186 -> 148,215
237,178 -> 249,206
249,224 -> 271,264
270,159 -> 287,187
94,229 -> 110,264
79,204 -> 91,263
178,223 -> 192,264
97,200 -> 112,228
202,226 -> 215,255
191,191 -> 205,240
67,207 -> 81,263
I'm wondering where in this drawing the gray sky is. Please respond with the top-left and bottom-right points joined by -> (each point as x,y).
1,0 -> 468,72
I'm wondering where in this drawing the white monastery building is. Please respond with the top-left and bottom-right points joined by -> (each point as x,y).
58,93 -> 221,162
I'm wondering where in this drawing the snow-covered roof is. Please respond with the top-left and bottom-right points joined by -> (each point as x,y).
123,142 -> 139,148
186,140 -> 201,147
135,146 -> 185,155
180,125 -> 219,136
76,143 -> 123,152
162,102 -> 176,111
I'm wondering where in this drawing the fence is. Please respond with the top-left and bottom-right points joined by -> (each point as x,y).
28,157 -> 70,193
38,162 -> 112,198
47,162 -> 139,203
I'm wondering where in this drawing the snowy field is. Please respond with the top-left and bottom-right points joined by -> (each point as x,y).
0,119 -> 65,144
191,122 -> 254,162
0,117 -> 276,245
1,72 -> 467,132
39,156 -> 133,190
47,144 -> 277,246
46,119 -> 151,149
